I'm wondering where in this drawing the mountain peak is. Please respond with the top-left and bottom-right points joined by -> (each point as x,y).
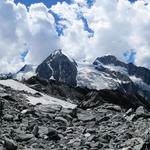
93,55 -> 127,69
50,49 -> 62,57
36,50 -> 77,86
18,64 -> 35,73
44,49 -> 63,63
94,55 -> 118,65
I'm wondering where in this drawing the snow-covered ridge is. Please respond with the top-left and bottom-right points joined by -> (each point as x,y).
50,49 -> 62,57
76,59 -> 150,93
77,61 -> 122,90
13,65 -> 37,81
130,76 -> 150,92
0,79 -> 37,94
0,79 -> 76,109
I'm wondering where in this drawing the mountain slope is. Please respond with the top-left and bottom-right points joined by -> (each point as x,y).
13,65 -> 37,81
94,55 -> 150,85
0,79 -> 76,109
26,76 -> 150,111
36,50 -> 77,86
92,55 -> 150,100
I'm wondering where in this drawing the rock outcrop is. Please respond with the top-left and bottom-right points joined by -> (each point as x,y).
26,76 -> 150,111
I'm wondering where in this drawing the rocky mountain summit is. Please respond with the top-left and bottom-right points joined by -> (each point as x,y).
93,55 -> 150,100
1,77 -> 150,149
94,55 -> 150,85
36,50 -> 77,86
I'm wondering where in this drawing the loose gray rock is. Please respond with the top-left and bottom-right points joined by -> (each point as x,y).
136,106 -> 146,116
32,125 -> 39,137
4,138 -> 17,150
15,134 -> 34,142
3,114 -> 14,121
47,128 -> 60,141
77,113 -> 96,122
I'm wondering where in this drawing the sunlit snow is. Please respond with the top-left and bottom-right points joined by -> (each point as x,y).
77,61 -> 121,90
0,79 -> 77,109
13,65 -> 37,81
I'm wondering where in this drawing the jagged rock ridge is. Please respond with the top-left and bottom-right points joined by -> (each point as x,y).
94,55 -> 150,85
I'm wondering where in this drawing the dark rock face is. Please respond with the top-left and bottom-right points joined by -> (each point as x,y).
127,63 -> 150,85
93,55 -> 150,101
94,55 -> 150,86
4,138 -> 17,150
0,101 -> 3,116
36,50 -> 77,86
18,65 -> 32,72
94,55 -> 126,67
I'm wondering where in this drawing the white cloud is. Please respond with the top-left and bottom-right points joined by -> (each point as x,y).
51,0 -> 150,67
0,0 -> 60,73
25,3 -> 60,64
1,0 -> 150,73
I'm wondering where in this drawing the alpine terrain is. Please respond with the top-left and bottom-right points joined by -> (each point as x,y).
1,50 -> 150,149
14,50 -> 150,102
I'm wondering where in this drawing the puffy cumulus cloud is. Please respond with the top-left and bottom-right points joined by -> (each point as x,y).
51,0 -> 150,67
0,0 -> 24,73
0,0 -> 59,73
1,0 -> 150,73
25,3 -> 60,64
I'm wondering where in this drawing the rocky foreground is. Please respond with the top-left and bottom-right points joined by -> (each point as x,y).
1,79 -> 150,149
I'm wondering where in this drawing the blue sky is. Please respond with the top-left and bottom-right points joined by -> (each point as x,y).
14,0 -> 72,8
14,0 -> 138,8
123,50 -> 136,63
129,0 -> 138,3
21,50 -> 29,62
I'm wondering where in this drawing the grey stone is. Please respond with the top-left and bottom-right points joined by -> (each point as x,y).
125,114 -> 136,122
47,128 -> 60,140
55,117 -> 69,126
105,105 -> 122,112
38,127 -> 49,136
96,116 -> 110,123
36,104 -> 62,115
136,106 -> 146,116
0,145 -> 3,150
32,125 -> 39,137
77,113 -> 96,122
3,114 -> 14,121
15,134 -> 34,142
124,108 -> 133,116
4,138 -> 17,150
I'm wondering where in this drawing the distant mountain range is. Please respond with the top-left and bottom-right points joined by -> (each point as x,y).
10,50 -> 150,101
